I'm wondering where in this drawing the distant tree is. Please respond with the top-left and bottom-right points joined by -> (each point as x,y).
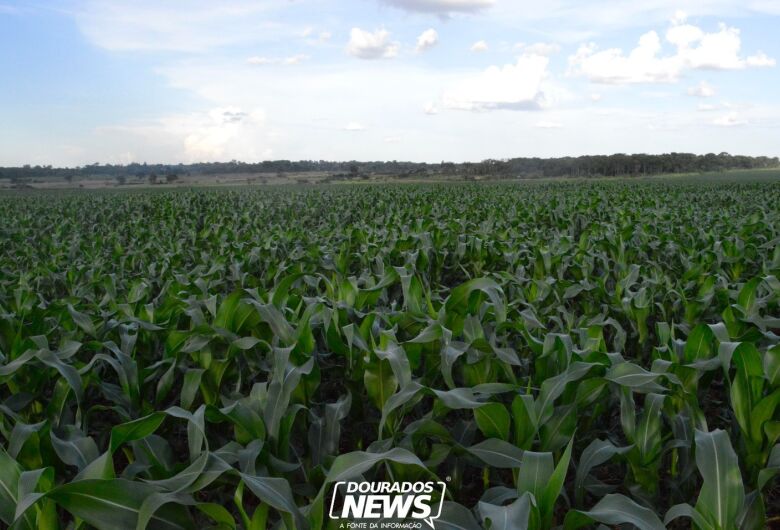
166,173 -> 179,184
116,175 -> 126,186
349,164 -> 359,178
148,173 -> 158,185
64,173 -> 74,184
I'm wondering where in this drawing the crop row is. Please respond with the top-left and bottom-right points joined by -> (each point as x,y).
0,180 -> 778,529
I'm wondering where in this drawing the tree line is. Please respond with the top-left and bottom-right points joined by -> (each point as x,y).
1,152 -> 777,182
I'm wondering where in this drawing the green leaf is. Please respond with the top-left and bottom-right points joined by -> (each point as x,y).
758,443 -> 780,490
604,362 -> 666,393
323,448 -> 428,484
764,344 -> 780,387
539,436 -> 574,525
68,304 -> 97,337
110,414 -> 166,453
516,450 -> 552,501
474,403 -> 511,441
736,277 -> 762,316
437,502 -> 481,530
693,429 -> 745,530
0,448 -> 37,529
240,474 -> 307,530
564,493 -> 665,530
231,336 -> 262,350
664,503 -> 713,530
684,324 -> 715,363
47,479 -> 192,530
467,439 -> 525,468
446,278 -> 506,323
574,439 -> 632,506
478,493 -> 532,530
364,359 -> 398,411
50,427 -> 100,471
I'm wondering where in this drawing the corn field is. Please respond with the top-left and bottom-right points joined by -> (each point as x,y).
1,179 -> 779,529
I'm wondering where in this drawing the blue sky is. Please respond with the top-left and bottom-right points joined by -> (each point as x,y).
1,0 -> 779,166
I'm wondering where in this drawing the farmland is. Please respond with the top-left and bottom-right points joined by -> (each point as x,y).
1,177 -> 779,529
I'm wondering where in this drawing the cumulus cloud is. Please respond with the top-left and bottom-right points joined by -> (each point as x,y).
569,32 -> 680,84
181,108 -> 266,158
569,16 -> 775,84
687,81 -> 715,97
347,28 -> 399,59
99,106 -> 271,162
247,54 -> 308,65
415,28 -> 439,53
379,0 -> 494,15
442,54 -> 550,111
745,52 -> 775,67
344,121 -> 366,131
470,40 -> 488,52
423,102 -> 439,115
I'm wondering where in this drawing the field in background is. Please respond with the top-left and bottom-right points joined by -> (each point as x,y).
0,177 -> 779,529
3,167 -> 780,190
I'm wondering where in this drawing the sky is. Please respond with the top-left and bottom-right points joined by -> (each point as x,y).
1,0 -> 779,166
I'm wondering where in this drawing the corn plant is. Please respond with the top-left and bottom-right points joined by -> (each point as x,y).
0,178 -> 779,529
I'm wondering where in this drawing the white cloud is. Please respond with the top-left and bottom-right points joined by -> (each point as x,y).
687,81 -> 715,97
671,24 -> 741,69
25,0 -> 779,166
569,31 -> 679,84
181,108 -> 267,158
384,136 -> 402,143
442,55 -> 551,111
346,28 -> 400,59
247,54 -> 309,66
712,112 -> 747,126
569,19 -> 776,84
670,9 -> 688,26
379,0 -> 494,15
535,120 -> 563,128
415,28 -> 439,53
590,93 -> 602,102
698,103 -> 717,111
344,121 -> 366,131
98,106 -> 271,162
486,2 -> 780,42
300,27 -> 332,44
470,40 -> 489,52
423,102 -> 439,115
746,51 -> 776,67
518,42 -> 561,57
